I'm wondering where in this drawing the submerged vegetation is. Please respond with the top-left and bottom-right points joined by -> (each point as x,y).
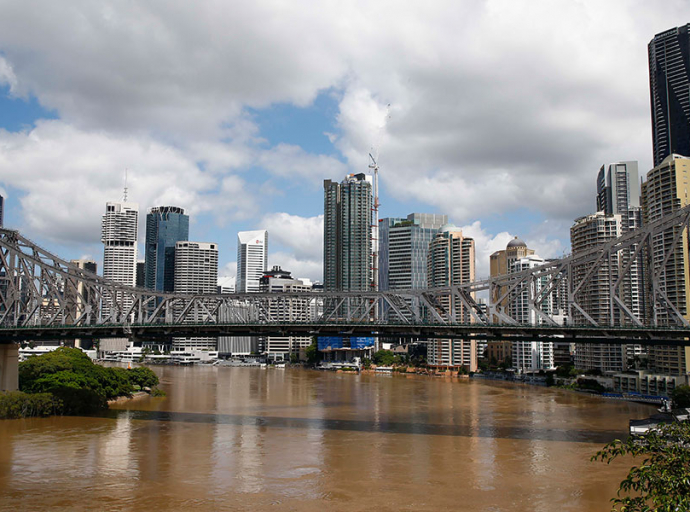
0,347 -> 162,419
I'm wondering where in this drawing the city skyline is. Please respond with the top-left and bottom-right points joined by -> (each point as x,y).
0,5 -> 688,283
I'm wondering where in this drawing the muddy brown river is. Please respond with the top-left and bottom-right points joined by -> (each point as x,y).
0,366 -> 654,511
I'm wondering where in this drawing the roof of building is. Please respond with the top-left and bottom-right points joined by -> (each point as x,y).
507,236 -> 527,249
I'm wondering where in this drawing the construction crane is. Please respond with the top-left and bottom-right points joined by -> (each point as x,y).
368,152 -> 380,294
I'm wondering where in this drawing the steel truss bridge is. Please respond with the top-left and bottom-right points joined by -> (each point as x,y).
1,204 -> 690,346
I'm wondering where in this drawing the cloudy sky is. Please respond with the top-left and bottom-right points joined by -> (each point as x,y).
0,1 -> 686,283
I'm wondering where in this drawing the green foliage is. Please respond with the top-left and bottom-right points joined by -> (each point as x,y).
289,353 -> 299,364
306,340 -> 320,366
126,366 -> 159,389
150,388 -> 166,397
670,385 -> 690,408
362,357 -> 371,369
575,377 -> 605,393
373,350 -> 395,366
592,421 -> 690,511
18,347 -> 135,414
0,391 -> 62,419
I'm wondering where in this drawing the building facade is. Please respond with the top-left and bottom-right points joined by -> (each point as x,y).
570,212 -> 628,372
641,154 -> 690,376
144,206 -> 189,292
649,24 -> 690,167
173,241 -> 219,350
259,266 -> 313,361
510,255 -> 555,372
236,230 -> 268,293
426,225 -> 476,371
379,213 -> 447,291
323,173 -> 373,293
102,201 -> 139,286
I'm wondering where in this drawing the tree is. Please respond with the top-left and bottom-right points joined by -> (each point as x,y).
670,385 -> 690,408
592,421 -> 690,511
126,367 -> 159,389
372,350 -> 396,366
305,340 -> 320,366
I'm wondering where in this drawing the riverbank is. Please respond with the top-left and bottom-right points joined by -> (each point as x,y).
107,391 -> 151,405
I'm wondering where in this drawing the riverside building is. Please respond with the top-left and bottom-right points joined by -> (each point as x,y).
101,200 -> 138,353
321,173 -> 375,358
260,266 -> 313,362
641,154 -> 690,378
570,212 -> 627,372
172,241 -> 219,351
426,225 -> 476,371
510,255 -> 555,372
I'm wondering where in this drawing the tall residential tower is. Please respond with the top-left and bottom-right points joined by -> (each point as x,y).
649,24 -> 690,167
323,173 -> 373,292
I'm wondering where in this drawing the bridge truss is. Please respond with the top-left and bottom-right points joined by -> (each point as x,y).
0,203 -> 690,344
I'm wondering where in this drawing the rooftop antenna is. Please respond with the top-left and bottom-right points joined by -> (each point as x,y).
123,168 -> 129,202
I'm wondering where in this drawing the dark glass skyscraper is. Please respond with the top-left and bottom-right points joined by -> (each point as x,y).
144,206 -> 189,292
649,24 -> 690,166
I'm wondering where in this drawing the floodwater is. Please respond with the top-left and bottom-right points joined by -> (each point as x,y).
0,366 -> 654,511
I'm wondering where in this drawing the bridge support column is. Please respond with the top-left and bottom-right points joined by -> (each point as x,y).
0,344 -> 19,392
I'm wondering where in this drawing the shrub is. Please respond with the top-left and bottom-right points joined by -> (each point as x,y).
125,366 -> 159,389
0,391 -> 62,419
670,385 -> 690,408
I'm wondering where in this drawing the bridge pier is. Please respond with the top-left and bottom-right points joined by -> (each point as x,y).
0,344 -> 19,392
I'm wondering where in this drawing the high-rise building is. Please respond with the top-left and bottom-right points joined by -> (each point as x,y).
102,201 -> 138,286
379,213 -> 447,291
570,212 -> 627,372
649,24 -> 690,167
236,230 -> 268,293
136,260 -> 145,288
641,154 -> 690,375
596,161 -> 641,231
173,241 -> 219,351
489,237 -> 536,326
101,201 -> 138,322
510,255 -> 555,372
259,266 -> 313,361
145,206 -> 189,292
426,225 -> 476,371
596,161 -> 645,361
67,259 -> 97,349
323,173 -> 373,293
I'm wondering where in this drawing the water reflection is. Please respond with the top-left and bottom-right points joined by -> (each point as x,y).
0,367 -> 655,511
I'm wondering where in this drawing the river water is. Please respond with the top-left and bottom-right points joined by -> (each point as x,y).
0,366 -> 654,511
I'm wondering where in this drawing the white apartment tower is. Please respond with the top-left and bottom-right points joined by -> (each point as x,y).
102,202 -> 139,286
173,241 -> 219,350
510,255 -> 555,372
101,201 -> 138,327
236,230 -> 268,293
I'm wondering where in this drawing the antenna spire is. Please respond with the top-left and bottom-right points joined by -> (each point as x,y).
123,169 -> 129,202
